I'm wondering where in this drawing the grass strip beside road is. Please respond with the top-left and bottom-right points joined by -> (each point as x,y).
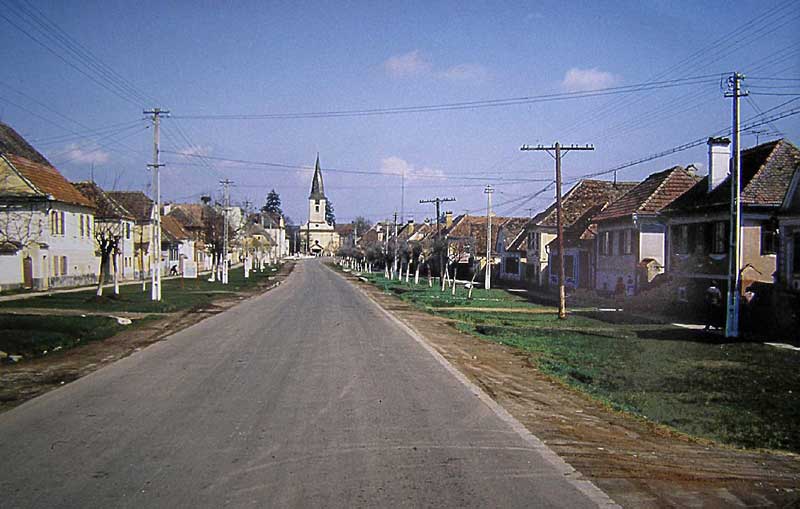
0,265 -> 281,314
0,314 -> 150,359
357,270 -> 800,453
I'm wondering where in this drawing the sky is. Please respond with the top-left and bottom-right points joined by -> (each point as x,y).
0,0 -> 798,225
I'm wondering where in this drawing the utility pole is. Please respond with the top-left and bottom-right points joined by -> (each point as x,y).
400,166 -> 405,225
484,185 -> 494,290
220,179 -> 234,285
521,142 -> 594,319
725,72 -> 748,338
144,108 -> 169,301
393,211 -> 399,277
420,196 -> 456,281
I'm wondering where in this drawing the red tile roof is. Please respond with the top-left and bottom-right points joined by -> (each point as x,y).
445,215 -> 529,255
531,179 -> 638,228
72,181 -> 134,220
592,166 -> 700,222
107,191 -> 154,222
665,139 -> 800,213
3,153 -> 93,208
161,215 -> 191,242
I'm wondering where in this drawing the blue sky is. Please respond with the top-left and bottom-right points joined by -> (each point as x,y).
0,0 -> 798,224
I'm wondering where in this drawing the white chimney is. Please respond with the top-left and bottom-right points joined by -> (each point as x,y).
707,137 -> 731,192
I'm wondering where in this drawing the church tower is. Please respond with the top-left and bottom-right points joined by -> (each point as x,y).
300,154 -> 339,255
308,154 -> 328,225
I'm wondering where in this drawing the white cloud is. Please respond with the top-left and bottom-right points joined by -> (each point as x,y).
380,156 -> 445,182
561,67 -> 619,92
384,50 -> 432,77
177,145 -> 212,158
62,143 -> 110,164
439,63 -> 489,82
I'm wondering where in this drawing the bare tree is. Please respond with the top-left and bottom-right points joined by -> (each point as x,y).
95,221 -> 123,297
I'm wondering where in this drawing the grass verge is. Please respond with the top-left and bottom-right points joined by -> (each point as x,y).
357,270 -> 800,453
0,265 -> 281,314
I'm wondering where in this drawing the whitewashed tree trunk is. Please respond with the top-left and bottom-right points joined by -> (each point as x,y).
414,262 -> 420,285
405,260 -> 411,283
451,266 -> 457,296
113,252 -> 120,295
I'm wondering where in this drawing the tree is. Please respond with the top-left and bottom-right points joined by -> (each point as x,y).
352,216 -> 371,236
326,199 -> 335,226
262,189 -> 282,215
95,221 -> 122,297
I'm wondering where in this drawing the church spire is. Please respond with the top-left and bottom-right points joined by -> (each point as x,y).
309,153 -> 325,200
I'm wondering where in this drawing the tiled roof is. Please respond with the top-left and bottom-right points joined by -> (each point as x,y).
507,227 -> 528,252
593,166 -> 700,222
161,215 -> 191,242
531,179 -> 638,228
168,204 -> 205,229
335,223 -> 355,236
0,122 -> 51,165
445,215 -> 529,255
107,191 -> 154,222
72,182 -> 134,220
548,204 -> 605,250
3,154 -> 93,208
665,139 -> 800,213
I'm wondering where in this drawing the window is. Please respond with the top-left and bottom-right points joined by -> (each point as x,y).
60,211 -> 65,235
600,231 -> 611,256
712,222 -> 727,254
623,229 -> 633,255
793,233 -> 800,275
86,216 -> 91,238
315,205 -> 319,213
61,256 -> 67,275
563,255 -> 575,279
761,224 -> 777,255
673,224 -> 689,255
126,222 -> 131,240
80,215 -> 84,237
694,223 -> 706,254
505,257 -> 519,275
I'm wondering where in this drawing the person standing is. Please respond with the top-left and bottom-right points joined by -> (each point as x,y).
704,280 -> 722,331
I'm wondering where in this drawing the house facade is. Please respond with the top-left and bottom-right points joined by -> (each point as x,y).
592,166 -> 699,295
0,147 -> 97,290
495,219 -> 529,283
73,181 -> 136,281
525,179 -> 637,289
662,138 -> 800,304
107,191 -> 156,281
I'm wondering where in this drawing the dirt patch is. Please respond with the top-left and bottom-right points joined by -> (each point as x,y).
0,263 -> 294,414
343,272 -> 800,508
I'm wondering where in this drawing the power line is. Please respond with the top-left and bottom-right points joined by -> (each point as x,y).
171,75 -> 723,120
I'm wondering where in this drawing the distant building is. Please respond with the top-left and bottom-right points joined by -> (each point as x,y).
299,155 -> 339,255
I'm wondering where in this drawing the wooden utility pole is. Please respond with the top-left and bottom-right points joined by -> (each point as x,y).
725,72 -> 747,338
521,143 -> 594,319
144,108 -> 169,301
484,185 -> 494,290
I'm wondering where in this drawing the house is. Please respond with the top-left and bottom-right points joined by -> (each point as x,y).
443,214 -> 528,278
0,123 -> 97,290
107,191 -> 156,281
494,218 -> 530,283
544,205 -> 605,290
160,214 -> 195,275
591,166 -> 700,294
242,221 -> 274,269
167,203 -> 212,270
259,211 -> 288,261
662,137 -> 800,304
525,179 -> 638,288
73,181 -> 137,281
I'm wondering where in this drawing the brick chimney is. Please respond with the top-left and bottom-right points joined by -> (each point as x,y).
445,211 -> 453,229
707,137 -> 731,192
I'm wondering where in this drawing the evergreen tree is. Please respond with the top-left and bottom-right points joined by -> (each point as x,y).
263,189 -> 282,215
326,200 -> 335,226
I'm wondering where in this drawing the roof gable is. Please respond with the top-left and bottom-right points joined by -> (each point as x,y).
2,154 -> 93,208
665,139 -> 800,213
593,166 -> 699,222
531,179 -> 638,228
108,191 -> 155,222
72,182 -> 134,220
0,122 -> 51,165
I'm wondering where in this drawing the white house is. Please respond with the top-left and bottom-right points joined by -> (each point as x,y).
0,124 -> 97,290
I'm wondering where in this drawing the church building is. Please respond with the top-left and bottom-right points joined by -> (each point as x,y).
300,155 -> 339,255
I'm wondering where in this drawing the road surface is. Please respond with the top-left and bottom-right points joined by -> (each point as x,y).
0,259 -> 608,508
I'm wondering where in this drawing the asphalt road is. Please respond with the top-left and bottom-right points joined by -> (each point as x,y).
0,259 -> 607,508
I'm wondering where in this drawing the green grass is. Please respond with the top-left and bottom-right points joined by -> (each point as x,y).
0,314 -> 138,358
0,265 -> 281,314
360,271 -> 800,452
